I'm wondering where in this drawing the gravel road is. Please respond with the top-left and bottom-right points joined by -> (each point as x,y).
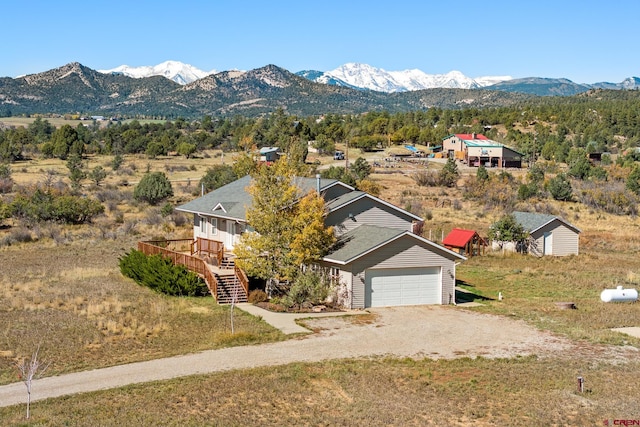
0,306 -> 574,408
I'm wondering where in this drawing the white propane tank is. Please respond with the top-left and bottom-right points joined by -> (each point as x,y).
600,286 -> 638,303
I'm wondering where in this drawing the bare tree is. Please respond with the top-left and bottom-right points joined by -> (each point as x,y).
230,276 -> 240,334
16,346 -> 50,419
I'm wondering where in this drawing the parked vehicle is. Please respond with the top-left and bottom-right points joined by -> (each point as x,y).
334,151 -> 345,160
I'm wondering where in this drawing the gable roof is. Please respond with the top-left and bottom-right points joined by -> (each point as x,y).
325,190 -> 423,221
512,211 -> 581,234
442,228 -> 486,248
323,224 -> 465,265
175,175 -> 352,221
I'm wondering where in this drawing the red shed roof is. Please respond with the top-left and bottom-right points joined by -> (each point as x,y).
455,133 -> 489,141
442,228 -> 482,248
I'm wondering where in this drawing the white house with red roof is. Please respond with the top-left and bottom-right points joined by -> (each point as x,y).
442,133 -> 523,168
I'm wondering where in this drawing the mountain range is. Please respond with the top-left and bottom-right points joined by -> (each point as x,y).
98,61 -> 640,95
0,61 -> 638,119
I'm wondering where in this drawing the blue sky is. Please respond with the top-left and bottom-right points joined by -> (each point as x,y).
3,0 -> 639,83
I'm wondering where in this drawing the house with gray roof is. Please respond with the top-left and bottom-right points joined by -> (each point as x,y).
176,174 -> 466,308
512,211 -> 581,256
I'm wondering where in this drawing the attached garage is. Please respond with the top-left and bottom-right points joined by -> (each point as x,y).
321,225 -> 466,309
366,267 -> 441,307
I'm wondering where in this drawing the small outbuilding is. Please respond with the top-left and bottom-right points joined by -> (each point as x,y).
259,147 -> 281,163
442,228 -> 488,257
512,211 -> 580,256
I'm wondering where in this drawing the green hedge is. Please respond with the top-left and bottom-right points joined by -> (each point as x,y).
119,249 -> 209,297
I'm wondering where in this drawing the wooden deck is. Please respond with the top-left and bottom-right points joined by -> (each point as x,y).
137,238 -> 248,303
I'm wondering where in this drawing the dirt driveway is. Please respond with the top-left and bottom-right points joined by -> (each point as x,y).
0,306 -> 575,407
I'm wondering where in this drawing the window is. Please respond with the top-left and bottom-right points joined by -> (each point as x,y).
330,267 -> 340,285
210,218 -> 217,235
199,216 -> 207,234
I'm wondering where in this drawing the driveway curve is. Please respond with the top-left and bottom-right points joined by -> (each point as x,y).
0,306 -> 572,408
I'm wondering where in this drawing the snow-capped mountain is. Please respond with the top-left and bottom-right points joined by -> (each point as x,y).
98,60 -> 216,85
307,63 -> 513,93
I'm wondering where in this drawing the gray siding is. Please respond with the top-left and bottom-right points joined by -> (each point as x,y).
348,238 -> 457,308
530,220 -> 579,256
326,199 -> 414,235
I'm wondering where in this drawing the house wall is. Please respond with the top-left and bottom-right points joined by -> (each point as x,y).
530,220 -> 579,256
194,214 -> 245,250
347,238 -> 457,308
325,199 -> 414,235
316,261 -> 355,308
442,136 -> 463,155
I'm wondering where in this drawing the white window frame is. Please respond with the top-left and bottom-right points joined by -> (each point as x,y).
210,218 -> 218,235
199,215 -> 207,234
330,267 -> 340,285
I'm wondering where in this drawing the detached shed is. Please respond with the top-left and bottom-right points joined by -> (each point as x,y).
442,228 -> 487,257
259,147 -> 281,163
512,211 -> 580,256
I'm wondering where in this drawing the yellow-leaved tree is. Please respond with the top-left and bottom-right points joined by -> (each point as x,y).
234,157 -> 335,293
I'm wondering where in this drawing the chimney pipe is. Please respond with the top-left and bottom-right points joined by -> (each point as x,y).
316,174 -> 321,194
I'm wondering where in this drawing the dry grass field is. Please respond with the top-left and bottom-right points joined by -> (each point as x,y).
1,150 -> 640,425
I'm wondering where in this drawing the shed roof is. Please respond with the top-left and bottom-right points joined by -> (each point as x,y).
259,147 -> 279,154
512,211 -> 581,234
442,228 -> 485,248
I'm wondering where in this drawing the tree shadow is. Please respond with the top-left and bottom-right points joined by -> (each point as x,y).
455,279 -> 494,303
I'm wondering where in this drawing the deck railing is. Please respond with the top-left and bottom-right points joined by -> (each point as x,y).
234,265 -> 249,298
193,238 -> 225,266
137,240 -> 219,299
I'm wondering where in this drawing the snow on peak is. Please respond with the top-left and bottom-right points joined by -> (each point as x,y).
98,61 -> 216,84
324,63 -> 512,92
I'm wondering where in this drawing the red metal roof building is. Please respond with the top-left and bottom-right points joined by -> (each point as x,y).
442,228 -> 487,257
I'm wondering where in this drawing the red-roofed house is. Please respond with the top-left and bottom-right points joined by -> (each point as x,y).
442,133 -> 522,168
442,228 -> 487,257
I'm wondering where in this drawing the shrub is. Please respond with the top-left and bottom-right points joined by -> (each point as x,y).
547,173 -> 573,201
282,270 -> 330,307
133,172 -> 173,205
160,203 -> 174,217
412,170 -> 439,187
248,289 -> 268,304
119,249 -> 208,296
8,189 -> 104,224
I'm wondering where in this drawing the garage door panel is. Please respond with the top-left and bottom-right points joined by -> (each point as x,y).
366,267 -> 440,307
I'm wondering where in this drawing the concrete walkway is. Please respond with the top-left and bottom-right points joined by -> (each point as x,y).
236,303 -> 358,334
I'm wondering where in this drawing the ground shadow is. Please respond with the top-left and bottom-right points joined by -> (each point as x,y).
455,279 -> 494,303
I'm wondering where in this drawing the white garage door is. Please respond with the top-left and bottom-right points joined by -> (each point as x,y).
366,267 -> 441,307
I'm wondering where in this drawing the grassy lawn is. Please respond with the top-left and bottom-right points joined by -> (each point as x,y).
1,357 -> 639,425
0,237 -> 285,386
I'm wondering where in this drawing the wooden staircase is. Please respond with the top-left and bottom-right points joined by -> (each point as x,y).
209,254 -> 248,304
137,237 -> 249,305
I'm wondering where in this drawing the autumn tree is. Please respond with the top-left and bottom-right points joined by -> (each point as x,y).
234,158 -> 334,290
